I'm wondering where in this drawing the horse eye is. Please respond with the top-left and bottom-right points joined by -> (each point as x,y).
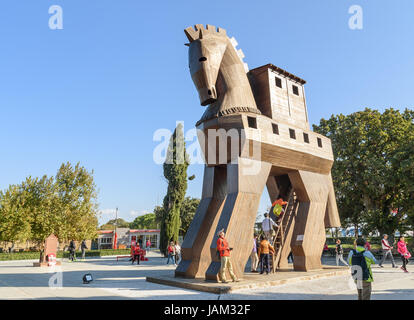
199,57 -> 207,62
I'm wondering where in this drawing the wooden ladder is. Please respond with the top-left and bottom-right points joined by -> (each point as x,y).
271,189 -> 297,273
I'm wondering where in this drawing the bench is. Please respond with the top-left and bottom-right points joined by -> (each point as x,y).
116,255 -> 131,261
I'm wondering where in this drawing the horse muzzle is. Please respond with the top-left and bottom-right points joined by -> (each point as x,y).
199,86 -> 217,106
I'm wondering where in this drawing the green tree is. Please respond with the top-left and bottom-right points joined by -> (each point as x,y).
23,175 -> 57,247
179,197 -> 200,236
100,218 -> 130,229
0,184 -> 32,250
153,205 -> 164,226
130,213 -> 157,229
314,108 -> 414,237
53,162 -> 99,242
0,162 -> 99,257
159,123 -> 189,255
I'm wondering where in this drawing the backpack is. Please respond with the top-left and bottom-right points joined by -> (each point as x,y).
351,249 -> 370,281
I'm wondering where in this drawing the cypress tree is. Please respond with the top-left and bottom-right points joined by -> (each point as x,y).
159,123 -> 189,256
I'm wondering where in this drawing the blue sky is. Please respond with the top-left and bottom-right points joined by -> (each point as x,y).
0,0 -> 413,225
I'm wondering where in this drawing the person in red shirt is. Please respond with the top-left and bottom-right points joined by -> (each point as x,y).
167,241 -> 176,265
216,229 -> 239,283
132,245 -> 141,265
364,241 -> 371,251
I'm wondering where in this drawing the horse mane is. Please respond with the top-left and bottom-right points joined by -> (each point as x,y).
184,24 -> 249,72
184,24 -> 227,42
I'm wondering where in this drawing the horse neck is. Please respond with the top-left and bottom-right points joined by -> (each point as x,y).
196,41 -> 260,125
216,44 -> 257,109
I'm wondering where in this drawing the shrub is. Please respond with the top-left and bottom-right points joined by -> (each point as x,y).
0,249 -> 131,261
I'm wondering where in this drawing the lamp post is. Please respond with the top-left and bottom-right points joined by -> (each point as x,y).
114,207 -> 118,249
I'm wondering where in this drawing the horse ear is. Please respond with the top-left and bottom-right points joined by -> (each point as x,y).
184,27 -> 198,42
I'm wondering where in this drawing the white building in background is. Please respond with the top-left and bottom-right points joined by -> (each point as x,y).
94,228 -> 160,250
128,229 -> 160,249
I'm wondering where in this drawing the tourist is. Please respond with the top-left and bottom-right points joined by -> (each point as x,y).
166,241 -> 175,265
322,243 -> 329,256
272,197 -> 288,223
348,237 -> 377,300
258,234 -> 275,275
379,234 -> 397,268
217,229 -> 239,283
130,243 -> 136,261
287,251 -> 294,263
261,213 -> 277,242
174,241 -> 181,264
80,240 -> 88,260
364,240 -> 371,251
397,236 -> 411,273
132,244 -> 141,265
335,239 -> 349,266
68,240 -> 76,262
250,234 -> 259,272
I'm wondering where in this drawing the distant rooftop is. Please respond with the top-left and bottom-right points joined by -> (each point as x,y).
249,63 -> 306,85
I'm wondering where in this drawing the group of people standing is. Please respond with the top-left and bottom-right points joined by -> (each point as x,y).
166,241 -> 181,266
335,234 -> 411,272
335,235 -> 411,300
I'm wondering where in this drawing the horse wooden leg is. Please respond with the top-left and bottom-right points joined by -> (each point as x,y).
324,173 -> 341,228
205,158 -> 272,281
288,170 -> 331,271
175,165 -> 227,278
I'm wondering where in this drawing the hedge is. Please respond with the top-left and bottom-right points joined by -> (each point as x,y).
0,249 -> 131,261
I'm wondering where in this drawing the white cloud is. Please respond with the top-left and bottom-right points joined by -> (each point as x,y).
99,209 -> 117,216
129,210 -> 151,218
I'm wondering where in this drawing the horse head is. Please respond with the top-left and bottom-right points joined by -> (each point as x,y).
185,24 -> 259,125
185,24 -> 228,106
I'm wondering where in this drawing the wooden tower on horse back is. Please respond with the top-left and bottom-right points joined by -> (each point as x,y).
175,24 -> 341,281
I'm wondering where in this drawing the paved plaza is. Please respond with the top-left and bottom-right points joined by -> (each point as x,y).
0,251 -> 413,300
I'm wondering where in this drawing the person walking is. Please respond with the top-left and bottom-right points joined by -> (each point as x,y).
146,239 -> 151,252
287,251 -> 294,263
379,234 -> 397,268
217,229 -> 239,283
250,234 -> 259,272
261,213 -> 277,242
68,240 -> 76,262
335,239 -> 349,266
130,242 -> 136,262
364,240 -> 371,251
80,240 -> 88,260
258,235 -> 275,275
348,237 -> 377,300
174,241 -> 181,264
132,244 -> 141,265
397,236 -> 411,273
166,241 -> 176,265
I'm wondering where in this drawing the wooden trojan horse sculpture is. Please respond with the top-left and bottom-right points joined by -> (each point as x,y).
175,24 -> 341,281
